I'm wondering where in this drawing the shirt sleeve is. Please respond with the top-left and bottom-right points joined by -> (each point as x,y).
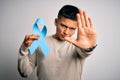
18,44 -> 37,77
75,47 -> 94,58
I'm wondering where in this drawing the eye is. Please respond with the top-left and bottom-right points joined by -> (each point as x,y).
70,27 -> 76,31
60,23 -> 67,28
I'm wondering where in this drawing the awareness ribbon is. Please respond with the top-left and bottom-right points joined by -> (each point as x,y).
29,18 -> 50,56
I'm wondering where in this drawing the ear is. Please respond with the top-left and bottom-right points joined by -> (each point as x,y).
54,18 -> 58,27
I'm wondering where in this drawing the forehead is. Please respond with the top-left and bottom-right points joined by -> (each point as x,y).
58,17 -> 77,28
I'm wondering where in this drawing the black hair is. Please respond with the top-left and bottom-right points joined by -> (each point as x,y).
58,5 -> 79,21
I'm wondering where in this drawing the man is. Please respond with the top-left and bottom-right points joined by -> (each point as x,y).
18,5 -> 97,80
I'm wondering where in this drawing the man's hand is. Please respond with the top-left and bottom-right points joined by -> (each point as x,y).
23,34 -> 39,48
65,10 -> 97,49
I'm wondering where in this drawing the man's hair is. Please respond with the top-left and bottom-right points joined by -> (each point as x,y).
58,5 -> 79,21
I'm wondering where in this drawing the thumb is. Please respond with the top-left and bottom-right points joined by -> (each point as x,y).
64,37 -> 76,44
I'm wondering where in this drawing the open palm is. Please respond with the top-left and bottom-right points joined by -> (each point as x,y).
65,10 -> 97,49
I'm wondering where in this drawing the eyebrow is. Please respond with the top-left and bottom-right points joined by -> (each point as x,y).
60,22 -> 77,30
60,23 -> 67,27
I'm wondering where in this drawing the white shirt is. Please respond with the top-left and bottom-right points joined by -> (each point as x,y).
18,36 -> 93,80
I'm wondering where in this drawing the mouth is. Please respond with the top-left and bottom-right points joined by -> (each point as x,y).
53,34 -> 66,41
60,35 -> 67,40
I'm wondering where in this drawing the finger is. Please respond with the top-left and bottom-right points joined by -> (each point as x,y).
25,35 -> 29,40
77,13 -> 82,28
77,12 -> 84,39
80,9 -> 85,27
23,38 -> 33,47
88,17 -> 94,29
28,34 -> 39,40
25,40 -> 33,47
64,37 -> 76,44
77,13 -> 82,34
83,11 -> 89,28
24,34 -> 39,47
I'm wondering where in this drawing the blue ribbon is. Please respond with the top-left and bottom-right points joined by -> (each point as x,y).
29,18 -> 50,56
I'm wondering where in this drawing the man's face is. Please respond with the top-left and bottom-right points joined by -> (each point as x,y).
55,17 -> 77,41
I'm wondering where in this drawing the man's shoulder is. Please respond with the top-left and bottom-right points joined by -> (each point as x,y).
45,35 -> 54,42
45,35 -> 53,40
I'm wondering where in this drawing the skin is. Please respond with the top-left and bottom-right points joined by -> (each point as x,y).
23,9 -> 97,49
53,17 -> 77,41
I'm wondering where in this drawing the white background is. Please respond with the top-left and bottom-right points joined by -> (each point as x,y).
0,0 -> 120,80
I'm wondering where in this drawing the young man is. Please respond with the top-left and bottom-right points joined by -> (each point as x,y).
18,5 -> 97,80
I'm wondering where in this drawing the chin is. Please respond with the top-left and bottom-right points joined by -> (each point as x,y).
59,37 -> 66,41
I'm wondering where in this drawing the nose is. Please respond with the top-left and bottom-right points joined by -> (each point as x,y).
64,28 -> 69,35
